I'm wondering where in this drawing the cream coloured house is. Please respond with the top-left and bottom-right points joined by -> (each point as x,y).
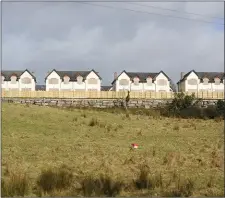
177,70 -> 224,92
1,69 -> 36,91
45,69 -> 102,91
111,70 -> 174,92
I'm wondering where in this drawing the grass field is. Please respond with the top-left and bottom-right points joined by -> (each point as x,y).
2,103 -> 224,196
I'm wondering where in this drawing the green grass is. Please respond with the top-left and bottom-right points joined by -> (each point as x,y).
2,103 -> 224,196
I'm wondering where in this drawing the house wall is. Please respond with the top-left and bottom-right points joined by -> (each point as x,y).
46,71 -> 62,91
155,73 -> 171,92
46,71 -> 101,91
19,71 -> 36,91
130,82 -> 143,91
115,72 -> 131,91
115,72 -> 171,92
143,82 -> 156,92
184,72 -> 199,92
85,71 -> 101,91
183,71 -> 224,92
60,81 -> 73,91
1,77 -> 8,90
212,81 -> 224,92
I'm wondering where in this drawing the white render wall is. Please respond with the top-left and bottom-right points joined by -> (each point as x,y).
85,71 -> 101,91
19,71 -> 36,91
1,71 -> 36,91
46,71 -> 62,91
115,72 -> 131,91
180,71 -> 224,92
154,73 -> 171,92
46,71 -> 101,91
113,72 -> 171,92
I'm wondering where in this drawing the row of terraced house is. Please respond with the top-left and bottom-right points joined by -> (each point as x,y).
1,69 -> 224,93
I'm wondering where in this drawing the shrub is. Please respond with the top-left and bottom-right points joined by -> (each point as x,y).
216,100 -> 225,117
80,174 -> 123,197
179,107 -> 204,119
1,171 -> 29,197
36,165 -> 73,194
168,92 -> 195,115
173,125 -> 179,131
89,118 -> 99,127
203,106 -> 220,119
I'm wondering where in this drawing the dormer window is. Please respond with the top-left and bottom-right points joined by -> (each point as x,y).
10,75 -> 17,84
203,77 -> 209,85
214,77 -> 220,85
133,77 -> 139,86
63,76 -> 70,84
77,76 -> 83,84
146,77 -> 152,86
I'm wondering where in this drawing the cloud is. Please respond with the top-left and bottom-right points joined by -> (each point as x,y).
2,2 -> 224,85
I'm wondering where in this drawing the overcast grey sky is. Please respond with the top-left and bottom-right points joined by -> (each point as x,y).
2,2 -> 224,85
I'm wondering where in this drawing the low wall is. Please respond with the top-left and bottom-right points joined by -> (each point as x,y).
2,98 -> 222,109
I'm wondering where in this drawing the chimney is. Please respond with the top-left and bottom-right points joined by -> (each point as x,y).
180,72 -> 185,80
114,72 -> 117,79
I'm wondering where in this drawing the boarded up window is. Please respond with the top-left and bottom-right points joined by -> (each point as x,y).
75,89 -> 85,91
77,76 -> 83,84
61,89 -> 71,91
214,78 -> 220,85
157,79 -> 167,86
203,78 -> 209,85
88,78 -> 98,85
49,88 -> 59,91
119,79 -> 129,86
21,88 -> 32,91
133,77 -> 139,86
188,79 -> 198,85
188,89 -> 197,92
215,89 -> 224,92
9,88 -> 19,91
21,77 -> 31,84
10,76 -> 17,84
63,76 -> 70,84
146,77 -> 152,86
48,78 -> 59,84
88,88 -> 98,91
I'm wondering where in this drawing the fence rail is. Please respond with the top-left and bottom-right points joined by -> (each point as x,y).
1,90 -> 224,99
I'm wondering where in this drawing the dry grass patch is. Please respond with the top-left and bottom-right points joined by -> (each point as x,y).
2,168 -> 29,197
2,103 -> 224,196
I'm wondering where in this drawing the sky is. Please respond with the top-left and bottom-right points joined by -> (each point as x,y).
2,1 -> 224,85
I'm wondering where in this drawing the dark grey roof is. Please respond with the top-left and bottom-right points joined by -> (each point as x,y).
36,85 -> 46,91
101,86 -> 112,91
112,70 -> 171,84
126,72 -> 159,82
45,69 -> 101,82
178,70 -> 225,84
1,69 -> 36,82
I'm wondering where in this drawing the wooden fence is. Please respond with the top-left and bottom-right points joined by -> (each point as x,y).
1,90 -> 224,99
